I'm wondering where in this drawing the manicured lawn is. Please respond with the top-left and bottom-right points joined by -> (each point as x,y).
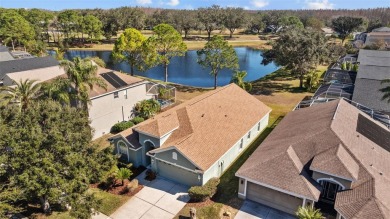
89,188 -> 131,216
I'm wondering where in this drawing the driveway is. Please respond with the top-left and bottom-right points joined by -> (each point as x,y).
110,171 -> 190,219
235,201 -> 296,219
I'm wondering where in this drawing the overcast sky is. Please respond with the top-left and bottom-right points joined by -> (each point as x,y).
0,0 -> 389,10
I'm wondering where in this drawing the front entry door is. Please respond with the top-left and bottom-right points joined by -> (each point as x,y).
319,180 -> 342,202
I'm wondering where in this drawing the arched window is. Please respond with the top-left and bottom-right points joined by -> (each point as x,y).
117,141 -> 127,155
172,152 -> 177,160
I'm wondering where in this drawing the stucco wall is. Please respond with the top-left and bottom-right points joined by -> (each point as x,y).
112,137 -> 143,167
202,113 -> 270,185
3,66 -> 65,86
138,133 -> 160,147
89,83 -> 153,139
153,148 -> 197,170
154,159 -> 201,186
312,171 -> 352,190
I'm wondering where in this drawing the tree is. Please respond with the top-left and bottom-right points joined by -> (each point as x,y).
57,10 -> 81,39
304,71 -> 320,92
172,10 -> 198,38
296,206 -> 323,219
134,99 -> 161,119
20,9 -> 54,42
146,24 -> 187,82
380,79 -> 390,103
116,168 -> 132,186
249,13 -> 266,34
83,15 -> 103,42
197,35 -> 239,89
112,28 -> 147,76
41,77 -> 72,105
367,19 -> 383,32
223,7 -> 247,38
0,100 -> 116,216
305,17 -> 324,30
60,57 -> 107,109
0,10 -> 35,50
230,71 -> 252,92
0,79 -> 41,110
279,16 -> 304,29
331,16 -> 364,44
262,28 -> 328,88
197,5 -> 224,40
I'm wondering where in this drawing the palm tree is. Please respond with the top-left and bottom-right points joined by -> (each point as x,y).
230,71 -> 252,92
60,57 -> 107,109
0,79 -> 41,110
296,206 -> 323,219
41,77 -> 71,105
380,79 -> 390,103
116,168 -> 132,186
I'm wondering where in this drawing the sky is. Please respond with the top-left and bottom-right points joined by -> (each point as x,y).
0,0 -> 389,10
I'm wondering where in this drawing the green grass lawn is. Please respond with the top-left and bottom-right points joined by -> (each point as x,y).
89,188 -> 131,216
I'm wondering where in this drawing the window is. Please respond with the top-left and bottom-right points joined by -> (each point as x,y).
172,152 -> 177,160
114,92 -> 119,98
240,139 -> 243,149
247,131 -> 251,140
257,122 -> 261,131
117,141 -> 127,155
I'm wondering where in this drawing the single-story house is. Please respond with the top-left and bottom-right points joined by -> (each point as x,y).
365,27 -> 390,48
110,84 -> 271,186
352,49 -> 390,114
87,67 -> 167,139
236,99 -> 390,218
0,56 -> 64,86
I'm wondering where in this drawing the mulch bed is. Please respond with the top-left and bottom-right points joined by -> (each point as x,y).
90,179 -> 143,196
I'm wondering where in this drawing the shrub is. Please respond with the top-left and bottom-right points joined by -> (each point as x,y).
145,169 -> 157,181
134,99 -> 161,119
188,178 -> 220,202
131,116 -> 145,125
110,121 -> 134,133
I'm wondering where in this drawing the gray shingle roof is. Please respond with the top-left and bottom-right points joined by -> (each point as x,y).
0,56 -> 59,79
352,79 -> 390,113
357,50 -> 390,67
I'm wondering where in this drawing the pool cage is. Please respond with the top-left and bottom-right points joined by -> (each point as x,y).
146,82 -> 176,109
323,69 -> 357,85
313,83 -> 355,100
331,54 -> 358,70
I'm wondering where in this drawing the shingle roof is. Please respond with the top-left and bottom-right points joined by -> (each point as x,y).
372,27 -> 390,32
0,56 -> 59,79
357,50 -> 390,67
352,79 -> 390,113
0,46 -> 14,62
89,67 -> 145,98
123,84 -> 271,170
236,99 -> 390,218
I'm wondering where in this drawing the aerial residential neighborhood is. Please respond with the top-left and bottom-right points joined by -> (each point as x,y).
0,1 -> 390,219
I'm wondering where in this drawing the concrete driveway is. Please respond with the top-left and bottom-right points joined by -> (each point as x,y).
110,172 -> 190,219
235,201 -> 296,219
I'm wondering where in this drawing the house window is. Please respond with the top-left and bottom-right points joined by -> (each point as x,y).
117,141 -> 127,155
114,92 -> 119,98
240,139 -> 243,149
247,131 -> 251,140
257,122 -> 261,131
172,152 -> 177,160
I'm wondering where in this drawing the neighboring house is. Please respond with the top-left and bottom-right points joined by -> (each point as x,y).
88,67 -> 161,139
0,45 -> 14,62
321,27 -> 337,37
352,49 -> 390,114
365,27 -> 390,48
0,56 -> 64,86
236,99 -> 390,218
109,84 -> 271,186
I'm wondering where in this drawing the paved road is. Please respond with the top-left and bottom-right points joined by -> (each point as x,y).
235,200 -> 296,219
110,171 -> 190,219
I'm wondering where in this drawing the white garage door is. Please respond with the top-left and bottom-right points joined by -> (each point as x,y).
246,182 -> 302,215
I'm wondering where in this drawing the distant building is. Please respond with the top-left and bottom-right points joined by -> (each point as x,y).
352,49 -> 390,114
365,27 -> 390,48
0,56 -> 65,86
321,27 -> 337,37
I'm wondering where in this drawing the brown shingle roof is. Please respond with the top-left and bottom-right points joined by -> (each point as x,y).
129,84 -> 271,170
236,99 -> 390,218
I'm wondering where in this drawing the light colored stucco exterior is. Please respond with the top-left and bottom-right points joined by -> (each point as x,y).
89,82 -> 154,139
2,66 -> 65,86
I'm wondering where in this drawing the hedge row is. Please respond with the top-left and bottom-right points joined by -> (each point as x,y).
188,178 -> 220,202
110,116 -> 145,133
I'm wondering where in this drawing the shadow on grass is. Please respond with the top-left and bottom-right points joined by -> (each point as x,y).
211,116 -> 284,210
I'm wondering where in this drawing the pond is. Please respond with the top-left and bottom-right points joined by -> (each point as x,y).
57,47 -> 279,88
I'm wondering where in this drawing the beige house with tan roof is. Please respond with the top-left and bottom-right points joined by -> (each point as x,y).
109,84 -> 271,186
88,67 -> 159,139
236,99 -> 390,218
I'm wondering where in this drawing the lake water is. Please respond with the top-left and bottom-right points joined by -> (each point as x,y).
59,47 -> 279,88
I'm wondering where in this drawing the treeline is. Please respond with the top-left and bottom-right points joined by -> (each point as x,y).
0,6 -> 389,54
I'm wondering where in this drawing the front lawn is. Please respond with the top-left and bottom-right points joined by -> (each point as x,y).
89,188 -> 131,215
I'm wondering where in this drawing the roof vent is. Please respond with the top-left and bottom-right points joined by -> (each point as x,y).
201,114 -> 205,117
380,172 -> 383,175
225,115 -> 227,117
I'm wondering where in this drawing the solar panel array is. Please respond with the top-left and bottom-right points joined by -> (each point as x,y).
357,114 -> 390,152
100,72 -> 128,89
